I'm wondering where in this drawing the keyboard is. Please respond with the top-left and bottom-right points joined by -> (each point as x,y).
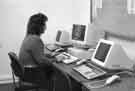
73,63 -> 106,80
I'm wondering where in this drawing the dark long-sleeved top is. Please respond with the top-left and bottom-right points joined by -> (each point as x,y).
19,34 -> 52,67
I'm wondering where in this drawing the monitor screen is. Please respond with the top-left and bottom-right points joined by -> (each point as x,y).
72,24 -> 86,41
94,42 -> 111,63
91,39 -> 113,67
56,30 -> 62,42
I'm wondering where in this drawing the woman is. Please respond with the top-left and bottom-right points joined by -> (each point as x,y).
19,13 -> 55,80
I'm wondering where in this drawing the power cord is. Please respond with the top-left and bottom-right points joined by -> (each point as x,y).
115,70 -> 135,77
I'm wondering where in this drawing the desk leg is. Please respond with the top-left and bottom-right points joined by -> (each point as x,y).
70,77 -> 82,91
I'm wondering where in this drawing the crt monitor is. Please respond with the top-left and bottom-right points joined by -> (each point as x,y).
55,30 -> 70,45
72,24 -> 86,42
71,24 -> 105,47
91,39 -> 134,70
71,24 -> 87,46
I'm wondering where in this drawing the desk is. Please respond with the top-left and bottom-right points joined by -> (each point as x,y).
83,76 -> 135,91
52,62 -> 135,91
45,46 -> 135,91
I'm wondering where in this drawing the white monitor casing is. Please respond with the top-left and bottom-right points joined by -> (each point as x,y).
71,24 -> 105,47
91,39 -> 134,70
55,30 -> 70,45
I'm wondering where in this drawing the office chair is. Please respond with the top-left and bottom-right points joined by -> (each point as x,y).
8,52 -> 48,91
53,67 -> 72,91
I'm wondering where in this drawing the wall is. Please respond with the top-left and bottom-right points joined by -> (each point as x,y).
94,0 -> 135,38
0,0 -> 90,81
72,0 -> 90,25
92,0 -> 135,61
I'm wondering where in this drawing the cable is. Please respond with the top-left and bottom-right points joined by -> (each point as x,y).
86,79 -> 107,89
115,70 -> 135,77
87,70 -> 135,89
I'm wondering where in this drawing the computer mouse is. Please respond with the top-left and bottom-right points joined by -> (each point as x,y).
105,75 -> 120,85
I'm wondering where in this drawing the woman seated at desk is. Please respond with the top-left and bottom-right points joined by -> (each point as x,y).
19,13 -> 56,81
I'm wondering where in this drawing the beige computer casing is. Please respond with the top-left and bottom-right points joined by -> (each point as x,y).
55,30 -> 70,45
71,24 -> 105,47
91,39 -> 134,70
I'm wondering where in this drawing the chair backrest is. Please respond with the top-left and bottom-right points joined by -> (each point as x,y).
54,68 -> 72,91
8,52 -> 24,78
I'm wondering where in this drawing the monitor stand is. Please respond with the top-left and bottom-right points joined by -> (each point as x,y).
67,47 -> 94,59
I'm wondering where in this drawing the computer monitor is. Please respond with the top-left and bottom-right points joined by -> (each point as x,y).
72,24 -> 86,42
71,24 -> 105,48
55,30 -> 70,46
91,39 -> 134,70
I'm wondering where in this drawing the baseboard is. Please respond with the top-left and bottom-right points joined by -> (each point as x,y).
0,75 -> 18,84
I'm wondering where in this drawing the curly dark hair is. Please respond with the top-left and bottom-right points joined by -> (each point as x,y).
26,13 -> 48,36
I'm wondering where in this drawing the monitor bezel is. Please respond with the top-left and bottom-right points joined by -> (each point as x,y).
71,24 -> 89,45
56,30 -> 62,42
91,39 -> 114,67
